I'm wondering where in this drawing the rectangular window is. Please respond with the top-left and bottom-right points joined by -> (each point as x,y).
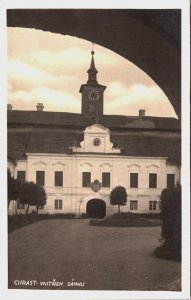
167,174 -> 175,189
130,173 -> 138,188
54,199 -> 62,210
82,172 -> 91,187
55,171 -> 63,187
130,200 -> 138,211
149,201 -> 157,211
102,172 -> 110,187
149,173 -> 157,188
17,201 -> 25,210
36,171 -> 45,186
39,206 -> 44,210
17,171 -> 26,184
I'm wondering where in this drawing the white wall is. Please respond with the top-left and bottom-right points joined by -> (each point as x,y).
15,153 -> 180,215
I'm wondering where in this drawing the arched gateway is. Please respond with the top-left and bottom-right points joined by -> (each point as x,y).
86,199 -> 106,218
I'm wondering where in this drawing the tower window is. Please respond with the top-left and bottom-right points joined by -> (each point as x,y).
94,138 -> 101,146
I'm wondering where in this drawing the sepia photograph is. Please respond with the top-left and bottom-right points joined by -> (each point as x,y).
4,4 -> 189,299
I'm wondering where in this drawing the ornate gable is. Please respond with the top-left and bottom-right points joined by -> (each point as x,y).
72,124 -> 120,154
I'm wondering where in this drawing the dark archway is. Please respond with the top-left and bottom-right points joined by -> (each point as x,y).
86,199 -> 106,218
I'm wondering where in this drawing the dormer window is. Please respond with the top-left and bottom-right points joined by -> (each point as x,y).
94,138 -> 101,146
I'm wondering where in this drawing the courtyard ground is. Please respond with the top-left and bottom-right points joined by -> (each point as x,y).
8,219 -> 181,290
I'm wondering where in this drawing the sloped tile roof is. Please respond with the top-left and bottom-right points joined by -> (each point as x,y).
7,110 -> 181,163
8,132 -> 30,160
8,129 -> 181,164
110,134 -> 181,163
8,110 -> 181,130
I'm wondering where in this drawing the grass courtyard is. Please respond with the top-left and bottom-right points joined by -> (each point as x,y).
8,219 -> 181,290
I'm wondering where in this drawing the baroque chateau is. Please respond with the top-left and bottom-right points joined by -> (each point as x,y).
8,51 -> 181,217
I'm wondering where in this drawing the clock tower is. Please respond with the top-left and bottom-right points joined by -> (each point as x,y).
79,51 -> 106,122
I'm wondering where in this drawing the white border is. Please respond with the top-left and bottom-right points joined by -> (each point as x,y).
0,0 -> 8,296
181,0 -> 190,297
1,0 -> 187,9
0,0 -> 190,299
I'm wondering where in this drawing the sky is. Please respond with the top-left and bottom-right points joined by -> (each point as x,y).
7,27 -> 177,118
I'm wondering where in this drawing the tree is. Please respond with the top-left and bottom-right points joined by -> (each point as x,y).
19,181 -> 46,214
7,169 -> 20,206
157,182 -> 181,260
110,185 -> 127,213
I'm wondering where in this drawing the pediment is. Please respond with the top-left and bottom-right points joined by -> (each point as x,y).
52,161 -> 65,167
127,163 -> 140,169
33,161 -> 47,166
72,123 -> 120,154
100,162 -> 112,168
146,164 -> 160,169
80,162 -> 93,168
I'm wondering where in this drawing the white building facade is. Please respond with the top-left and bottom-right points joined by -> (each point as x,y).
9,124 -> 180,216
8,51 -> 181,217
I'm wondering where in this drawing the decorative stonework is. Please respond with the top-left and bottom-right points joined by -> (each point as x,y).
80,162 -> 93,171
146,164 -> 160,173
52,161 -> 65,167
72,124 -> 121,154
146,164 -> 160,169
127,163 -> 140,168
91,180 -> 102,192
33,161 -> 47,166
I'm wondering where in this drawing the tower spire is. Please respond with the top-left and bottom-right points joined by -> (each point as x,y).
87,49 -> 98,84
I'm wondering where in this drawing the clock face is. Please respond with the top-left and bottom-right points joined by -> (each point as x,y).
88,89 -> 99,101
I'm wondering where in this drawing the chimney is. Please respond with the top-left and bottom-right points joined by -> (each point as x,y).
139,109 -> 145,118
7,104 -> 12,111
36,103 -> 44,111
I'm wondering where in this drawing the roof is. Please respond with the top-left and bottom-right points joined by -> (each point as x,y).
8,110 -> 181,131
8,129 -> 181,164
111,133 -> 181,163
8,132 -> 30,160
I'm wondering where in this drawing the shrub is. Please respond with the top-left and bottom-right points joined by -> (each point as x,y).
81,213 -> 89,218
52,213 -> 75,219
155,184 -> 181,261
110,212 -> 161,220
89,213 -> 161,227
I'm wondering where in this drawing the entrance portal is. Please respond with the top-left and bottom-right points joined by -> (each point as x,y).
86,199 -> 106,218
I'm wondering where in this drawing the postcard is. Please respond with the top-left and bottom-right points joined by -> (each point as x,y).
1,0 -> 190,299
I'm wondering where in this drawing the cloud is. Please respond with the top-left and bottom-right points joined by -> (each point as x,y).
105,84 -> 177,117
8,58 -> 82,95
8,87 -> 80,112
